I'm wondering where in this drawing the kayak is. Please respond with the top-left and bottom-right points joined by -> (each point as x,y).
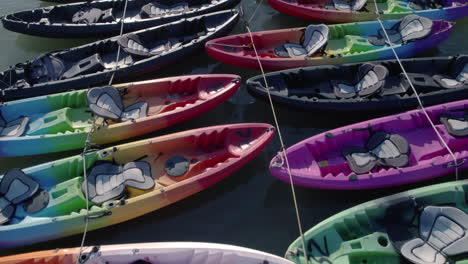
268,0 -> 468,23
205,15 -> 453,71
270,99 -> 468,189
0,242 -> 294,264
286,180 -> 468,264
0,74 -> 240,157
0,123 -> 274,249
246,55 -> 468,111
0,10 -> 239,101
3,0 -> 240,38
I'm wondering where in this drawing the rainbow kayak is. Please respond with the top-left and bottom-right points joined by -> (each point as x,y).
269,0 -> 467,23
270,99 -> 468,189
0,123 -> 274,249
0,74 -> 240,157
205,15 -> 453,71
286,180 -> 468,264
0,242 -> 294,264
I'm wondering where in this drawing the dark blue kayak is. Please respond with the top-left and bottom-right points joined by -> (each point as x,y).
0,10 -> 239,101
3,0 -> 240,38
246,55 -> 468,112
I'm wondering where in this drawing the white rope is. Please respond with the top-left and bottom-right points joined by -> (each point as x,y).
108,0 -> 129,86
371,1 -> 461,182
77,0 -> 129,261
245,25 -> 310,263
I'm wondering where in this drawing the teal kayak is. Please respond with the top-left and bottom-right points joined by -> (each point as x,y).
286,180 -> 468,264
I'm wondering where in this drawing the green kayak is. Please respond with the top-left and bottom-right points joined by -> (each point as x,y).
286,180 -> 468,264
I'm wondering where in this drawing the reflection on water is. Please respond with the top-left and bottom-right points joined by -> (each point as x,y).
0,0 -> 467,258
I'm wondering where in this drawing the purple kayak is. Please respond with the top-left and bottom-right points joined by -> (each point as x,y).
270,99 -> 468,189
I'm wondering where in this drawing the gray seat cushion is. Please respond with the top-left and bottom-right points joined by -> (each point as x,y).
72,7 -> 104,24
329,0 -> 367,11
440,114 -> 468,138
0,169 -> 39,225
82,161 -> 154,205
0,111 -> 29,138
283,24 -> 329,58
343,131 -> 410,174
433,56 -> 468,89
333,63 -> 389,98
401,206 -> 468,264
140,2 -> 188,19
30,54 -> 65,83
368,15 -> 433,46
87,85 -> 148,122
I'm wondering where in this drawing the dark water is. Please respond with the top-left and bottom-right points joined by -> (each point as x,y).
0,0 -> 467,258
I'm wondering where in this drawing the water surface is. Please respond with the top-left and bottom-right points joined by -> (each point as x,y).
0,0 -> 467,257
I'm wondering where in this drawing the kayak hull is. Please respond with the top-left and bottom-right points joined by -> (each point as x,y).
246,55 -> 468,111
0,10 -> 239,101
0,242 -> 293,264
268,0 -> 468,23
205,20 -> 453,71
270,99 -> 468,189
286,180 -> 468,264
4,0 -> 240,38
0,74 -> 240,157
0,123 -> 274,249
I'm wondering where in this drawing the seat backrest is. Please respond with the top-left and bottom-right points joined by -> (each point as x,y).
303,24 -> 329,56
82,161 -> 154,205
0,169 -> 40,225
352,0 -> 367,10
30,54 -> 65,83
399,14 -> 433,44
401,206 -> 468,264
118,34 -> 153,57
355,63 -> 388,96
72,7 -> 103,24
87,86 -> 124,121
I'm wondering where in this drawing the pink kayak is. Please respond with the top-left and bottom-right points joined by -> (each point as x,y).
0,242 -> 294,264
270,99 -> 468,189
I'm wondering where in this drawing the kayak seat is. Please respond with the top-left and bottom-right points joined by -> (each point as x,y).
401,206 -> 468,264
326,0 -> 367,11
433,56 -> 468,89
26,108 -> 74,136
276,24 -> 329,58
87,85 -> 148,122
0,169 -> 39,225
118,34 -> 171,57
72,6 -> 115,24
61,53 -> 105,80
0,111 -> 29,138
440,114 -> 468,138
343,131 -> 410,174
332,63 -> 388,99
408,0 -> 443,10
368,14 -> 433,46
140,2 -> 189,19
30,54 -> 65,83
82,161 -> 154,205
